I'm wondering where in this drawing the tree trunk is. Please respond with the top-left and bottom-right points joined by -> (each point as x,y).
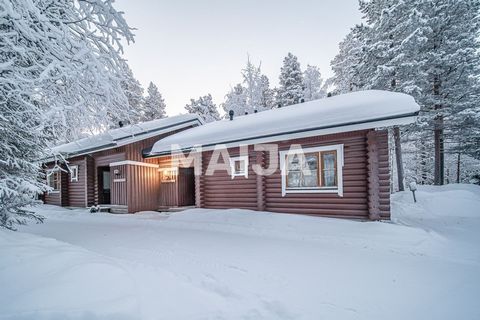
456,152 -> 461,183
393,127 -> 405,191
434,115 -> 444,185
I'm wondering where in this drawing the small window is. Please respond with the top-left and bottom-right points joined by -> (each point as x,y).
70,165 -> 78,182
230,156 -> 248,178
47,170 -> 60,192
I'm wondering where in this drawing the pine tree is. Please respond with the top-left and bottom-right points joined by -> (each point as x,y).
143,82 -> 167,121
335,0 -> 480,186
120,64 -> 144,124
331,25 -> 369,94
277,53 -> 304,106
260,75 -> 276,109
185,94 -> 220,123
302,65 -> 326,101
221,58 -> 275,117
241,58 -> 271,113
0,0 -> 134,229
222,84 -> 247,118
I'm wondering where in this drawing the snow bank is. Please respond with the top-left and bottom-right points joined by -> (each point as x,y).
1,184 -> 479,320
150,90 -> 420,155
0,231 -> 138,320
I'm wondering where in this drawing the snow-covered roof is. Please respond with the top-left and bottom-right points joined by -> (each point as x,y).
149,90 -> 420,156
52,114 -> 203,157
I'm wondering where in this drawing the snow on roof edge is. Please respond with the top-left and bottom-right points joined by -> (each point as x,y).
51,114 -> 203,158
148,90 -> 420,157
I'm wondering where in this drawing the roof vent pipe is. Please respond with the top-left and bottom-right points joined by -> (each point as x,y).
229,110 -> 234,121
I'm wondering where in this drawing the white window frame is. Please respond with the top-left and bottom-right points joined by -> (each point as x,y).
70,165 -> 78,182
230,156 -> 249,178
46,169 -> 60,193
279,144 -> 344,197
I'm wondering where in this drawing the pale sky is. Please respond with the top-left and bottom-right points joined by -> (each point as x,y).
116,0 -> 362,116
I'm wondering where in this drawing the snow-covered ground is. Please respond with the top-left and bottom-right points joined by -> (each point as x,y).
1,185 -> 479,320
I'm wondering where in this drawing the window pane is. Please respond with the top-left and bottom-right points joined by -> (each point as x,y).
286,153 -> 319,188
235,160 -> 245,174
305,153 -> 318,170
287,154 -> 301,171
303,170 -> 318,187
287,171 -> 301,187
322,152 -> 337,187
103,171 -> 110,190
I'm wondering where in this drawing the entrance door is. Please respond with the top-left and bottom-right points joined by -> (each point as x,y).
177,167 -> 195,206
98,166 -> 111,204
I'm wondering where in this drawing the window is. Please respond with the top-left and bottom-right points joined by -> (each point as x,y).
230,156 -> 248,178
70,165 -> 78,182
47,170 -> 60,192
280,144 -> 344,196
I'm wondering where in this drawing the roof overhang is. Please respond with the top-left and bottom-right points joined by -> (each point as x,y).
44,118 -> 202,162
145,111 -> 418,158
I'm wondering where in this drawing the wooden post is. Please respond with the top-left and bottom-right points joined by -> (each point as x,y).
194,152 -> 203,208
255,151 -> 266,211
456,152 -> 461,183
367,131 -> 381,220
393,126 -> 405,191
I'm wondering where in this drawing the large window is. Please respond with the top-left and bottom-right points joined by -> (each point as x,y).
47,170 -> 60,192
280,144 -> 344,196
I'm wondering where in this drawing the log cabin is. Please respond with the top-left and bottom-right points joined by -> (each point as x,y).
43,114 -> 203,213
44,90 -> 419,220
145,90 -> 420,220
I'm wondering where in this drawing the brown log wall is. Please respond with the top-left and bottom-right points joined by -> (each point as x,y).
197,130 -> 391,219
127,164 -> 159,213
157,156 -> 178,208
111,164 -> 127,206
67,157 -> 87,207
202,146 -> 258,210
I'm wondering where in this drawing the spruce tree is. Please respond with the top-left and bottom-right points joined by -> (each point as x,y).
222,84 -> 247,118
277,53 -> 304,106
185,94 -> 220,123
143,82 -> 167,121
303,65 -> 326,101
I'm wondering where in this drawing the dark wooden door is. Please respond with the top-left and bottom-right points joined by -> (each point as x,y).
177,168 -> 195,206
98,166 -> 111,204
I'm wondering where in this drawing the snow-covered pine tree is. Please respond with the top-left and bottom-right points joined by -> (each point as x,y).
143,82 -> 167,121
185,94 -> 220,123
120,64 -> 144,125
302,65 -> 326,101
0,0 -> 134,229
330,24 -> 370,94
345,0 -> 480,186
222,84 -> 247,118
415,0 -> 480,185
277,53 -> 304,106
241,58 -> 271,113
260,75 -> 276,110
